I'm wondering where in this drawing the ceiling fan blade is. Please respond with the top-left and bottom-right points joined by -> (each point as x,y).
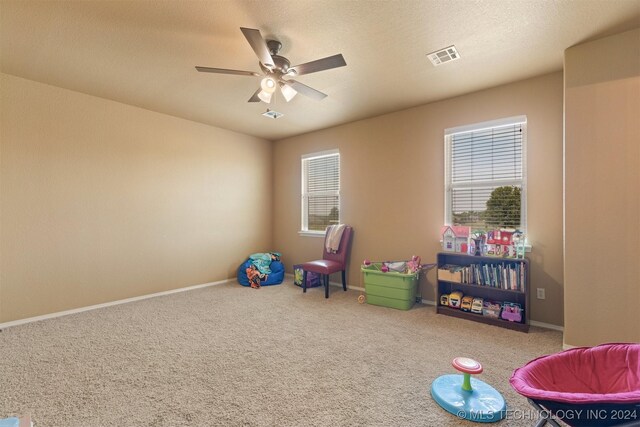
248,87 -> 261,102
284,80 -> 327,101
289,54 -> 346,76
195,66 -> 259,76
240,27 -> 275,68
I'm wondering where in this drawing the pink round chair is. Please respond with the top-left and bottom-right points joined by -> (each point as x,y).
510,343 -> 640,427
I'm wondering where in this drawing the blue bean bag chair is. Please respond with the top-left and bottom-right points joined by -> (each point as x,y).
237,259 -> 285,287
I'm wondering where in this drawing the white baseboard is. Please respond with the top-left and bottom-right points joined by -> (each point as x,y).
562,343 -> 577,350
423,296 -> 563,331
286,273 -> 433,306
529,320 -> 564,332
425,299 -> 563,332
287,273 -> 565,332
0,278 -> 233,330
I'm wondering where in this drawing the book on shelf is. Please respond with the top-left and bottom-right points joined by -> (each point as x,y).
440,261 -> 526,291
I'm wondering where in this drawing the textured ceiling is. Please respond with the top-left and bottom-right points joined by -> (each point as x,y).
2,0 -> 639,140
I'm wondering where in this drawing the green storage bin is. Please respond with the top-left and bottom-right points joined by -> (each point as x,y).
361,263 -> 418,310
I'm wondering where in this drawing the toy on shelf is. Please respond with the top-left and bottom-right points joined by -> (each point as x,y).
468,230 -> 485,256
448,291 -> 463,309
431,357 -> 506,422
471,297 -> 484,314
500,302 -> 523,323
440,294 -> 450,306
484,229 -> 510,257
482,300 -> 502,318
512,230 -> 526,259
441,226 -> 470,253
482,228 -> 527,258
486,229 -> 514,245
442,226 -> 527,259
460,296 -> 473,312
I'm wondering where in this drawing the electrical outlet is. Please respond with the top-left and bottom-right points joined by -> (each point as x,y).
536,288 -> 546,300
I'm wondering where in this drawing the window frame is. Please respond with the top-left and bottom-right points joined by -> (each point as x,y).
444,115 -> 527,233
300,149 -> 340,236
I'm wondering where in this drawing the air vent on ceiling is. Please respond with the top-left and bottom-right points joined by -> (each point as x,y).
427,45 -> 460,66
262,109 -> 284,119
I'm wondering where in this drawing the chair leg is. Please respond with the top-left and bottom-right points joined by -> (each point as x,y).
528,399 -> 561,427
533,418 -> 547,427
302,270 -> 307,293
324,274 -> 329,298
341,270 -> 347,291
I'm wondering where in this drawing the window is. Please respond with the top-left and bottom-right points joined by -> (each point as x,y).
444,116 -> 527,232
301,150 -> 340,233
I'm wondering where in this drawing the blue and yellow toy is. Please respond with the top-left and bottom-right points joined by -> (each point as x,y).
431,357 -> 506,423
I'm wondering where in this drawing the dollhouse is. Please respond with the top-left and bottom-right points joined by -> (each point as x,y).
441,226 -> 470,253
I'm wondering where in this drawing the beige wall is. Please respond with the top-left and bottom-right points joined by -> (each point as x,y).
273,72 -> 564,326
564,29 -> 640,346
0,73 -> 272,323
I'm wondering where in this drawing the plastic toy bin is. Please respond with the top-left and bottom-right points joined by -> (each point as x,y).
361,263 -> 418,310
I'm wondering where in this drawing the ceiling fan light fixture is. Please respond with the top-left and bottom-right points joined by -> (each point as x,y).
195,27 -> 346,105
260,77 -> 276,93
280,82 -> 297,102
258,90 -> 272,103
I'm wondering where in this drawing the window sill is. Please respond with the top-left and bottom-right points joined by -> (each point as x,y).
298,230 -> 326,238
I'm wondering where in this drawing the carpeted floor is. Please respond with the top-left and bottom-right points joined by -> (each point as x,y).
0,280 -> 563,426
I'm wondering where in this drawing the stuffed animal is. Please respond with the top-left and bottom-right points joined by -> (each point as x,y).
406,255 -> 421,273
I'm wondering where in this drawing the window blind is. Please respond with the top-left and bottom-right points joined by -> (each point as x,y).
302,152 -> 340,232
445,121 -> 526,231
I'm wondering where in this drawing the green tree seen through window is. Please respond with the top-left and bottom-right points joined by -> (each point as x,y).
485,186 -> 521,228
452,186 -> 521,230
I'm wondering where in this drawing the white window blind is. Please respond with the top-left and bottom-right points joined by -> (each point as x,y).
302,150 -> 340,232
445,117 -> 527,231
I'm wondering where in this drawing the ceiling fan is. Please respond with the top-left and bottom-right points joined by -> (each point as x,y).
196,27 -> 346,104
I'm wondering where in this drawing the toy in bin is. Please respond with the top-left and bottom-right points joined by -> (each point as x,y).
482,300 -> 502,318
361,257 -> 435,311
363,255 -> 426,275
440,294 -> 449,306
471,297 -> 483,314
448,291 -> 463,309
500,302 -> 523,322
460,296 -> 473,312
